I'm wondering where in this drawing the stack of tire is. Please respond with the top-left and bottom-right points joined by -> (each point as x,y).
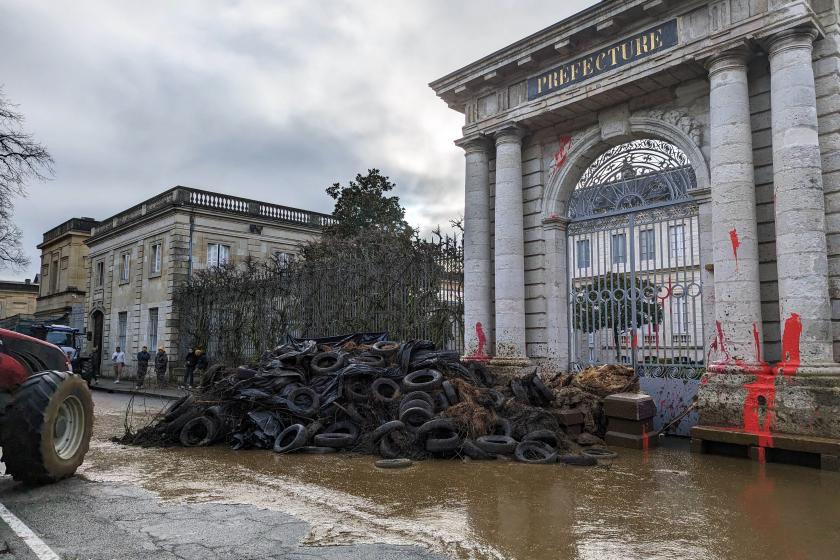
134,337 -> 612,466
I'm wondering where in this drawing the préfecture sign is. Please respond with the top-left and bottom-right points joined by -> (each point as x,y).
527,20 -> 679,101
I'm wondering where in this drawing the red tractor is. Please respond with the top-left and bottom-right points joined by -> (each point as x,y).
0,327 -> 93,485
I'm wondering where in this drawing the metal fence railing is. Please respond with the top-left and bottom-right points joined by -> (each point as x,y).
175,233 -> 464,366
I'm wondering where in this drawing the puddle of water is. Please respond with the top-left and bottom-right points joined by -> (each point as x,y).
84,398 -> 840,560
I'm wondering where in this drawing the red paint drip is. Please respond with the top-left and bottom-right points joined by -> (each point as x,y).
466,323 -> 489,361
779,313 -> 802,377
753,324 -> 761,364
551,135 -> 573,174
641,424 -> 650,452
729,229 -> 740,270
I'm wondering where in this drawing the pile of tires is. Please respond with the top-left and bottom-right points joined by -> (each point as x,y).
125,334 -> 611,466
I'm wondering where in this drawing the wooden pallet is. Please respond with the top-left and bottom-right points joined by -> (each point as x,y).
691,426 -> 840,471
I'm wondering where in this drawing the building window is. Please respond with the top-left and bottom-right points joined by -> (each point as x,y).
147,308 -> 159,350
207,243 -> 230,267
669,225 -> 686,259
611,233 -> 627,265
150,243 -> 162,275
50,259 -> 59,293
639,229 -> 655,261
576,239 -> 591,269
674,298 -> 689,335
274,251 -> 292,269
95,261 -> 105,288
117,312 -> 128,351
119,252 -> 131,283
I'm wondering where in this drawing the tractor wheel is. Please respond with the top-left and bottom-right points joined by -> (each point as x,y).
1,371 -> 94,485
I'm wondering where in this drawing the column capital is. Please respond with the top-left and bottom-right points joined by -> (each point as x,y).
766,26 -> 818,58
705,45 -> 752,76
455,135 -> 491,155
494,125 -> 527,146
541,216 -> 571,231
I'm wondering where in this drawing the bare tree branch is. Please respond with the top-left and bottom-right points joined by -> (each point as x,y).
0,88 -> 54,271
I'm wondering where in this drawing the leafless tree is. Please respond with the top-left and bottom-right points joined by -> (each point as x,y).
0,89 -> 53,270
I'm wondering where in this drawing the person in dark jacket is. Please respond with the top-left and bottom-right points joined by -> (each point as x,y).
154,346 -> 168,388
182,348 -> 197,389
136,346 -> 151,389
194,348 -> 209,385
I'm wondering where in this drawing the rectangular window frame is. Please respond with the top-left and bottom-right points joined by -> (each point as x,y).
669,224 -> 686,260
575,239 -> 591,269
95,261 -> 105,288
639,229 -> 656,262
207,243 -> 231,268
611,233 -> 627,265
117,311 -> 128,351
149,242 -> 162,277
119,252 -> 131,284
147,307 -> 159,351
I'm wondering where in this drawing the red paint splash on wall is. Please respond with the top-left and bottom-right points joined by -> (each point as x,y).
467,322 -> 489,361
779,313 -> 802,377
729,229 -> 740,270
551,135 -> 573,174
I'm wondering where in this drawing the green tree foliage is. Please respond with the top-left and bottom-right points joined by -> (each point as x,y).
324,168 -> 414,239
573,273 -> 663,360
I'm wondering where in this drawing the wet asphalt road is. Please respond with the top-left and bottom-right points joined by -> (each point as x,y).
0,392 -> 444,560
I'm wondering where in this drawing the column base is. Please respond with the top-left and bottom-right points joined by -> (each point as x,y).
488,356 -> 531,367
462,354 -> 491,363
697,370 -> 840,440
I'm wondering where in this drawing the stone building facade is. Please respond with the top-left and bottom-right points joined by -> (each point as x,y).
0,279 -> 39,320
432,0 -> 840,446
85,186 -> 330,377
35,217 -> 97,331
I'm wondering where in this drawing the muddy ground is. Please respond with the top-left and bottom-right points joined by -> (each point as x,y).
3,391 -> 840,559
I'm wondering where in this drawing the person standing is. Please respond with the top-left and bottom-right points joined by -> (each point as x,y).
91,344 -> 101,385
194,348 -> 209,386
136,346 -> 151,389
111,346 -> 126,384
181,347 -> 197,389
154,346 -> 168,388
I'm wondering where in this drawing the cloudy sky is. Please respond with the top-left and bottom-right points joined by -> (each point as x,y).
0,0 -> 596,281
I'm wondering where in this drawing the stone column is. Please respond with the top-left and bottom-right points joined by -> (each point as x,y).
458,137 -> 494,359
543,217 -> 570,372
707,48 -> 765,368
492,126 -> 528,363
768,28 -> 839,374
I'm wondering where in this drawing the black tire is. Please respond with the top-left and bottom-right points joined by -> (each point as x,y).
310,352 -> 346,375
371,341 -> 400,357
375,458 -> 412,469
370,420 -> 405,443
371,378 -> 400,403
489,418 -> 512,437
180,417 -> 217,447
475,435 -> 517,455
442,380 -> 459,405
460,439 -> 493,460
352,354 -> 387,368
288,387 -> 319,417
379,434 -> 402,459
200,364 -> 226,388
514,441 -> 558,464
523,429 -> 559,448
426,434 -> 461,453
582,447 -> 618,460
510,379 -> 530,404
0,371 -> 94,485
163,394 -> 194,422
344,377 -> 371,402
322,420 -> 360,440
434,391 -> 450,411
487,389 -> 506,410
205,406 -> 231,437
299,446 -> 338,454
399,406 -> 433,431
531,374 -> 554,404
400,391 -> 435,410
314,433 -> 356,449
399,399 -> 433,415
558,454 -> 598,466
273,424 -> 308,454
403,369 -> 443,392
416,418 -> 457,441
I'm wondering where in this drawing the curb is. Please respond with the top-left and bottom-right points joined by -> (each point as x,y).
89,384 -> 184,401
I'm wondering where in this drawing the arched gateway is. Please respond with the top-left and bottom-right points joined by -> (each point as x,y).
432,0 -> 840,455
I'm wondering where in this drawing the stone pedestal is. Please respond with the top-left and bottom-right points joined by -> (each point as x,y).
604,393 -> 658,449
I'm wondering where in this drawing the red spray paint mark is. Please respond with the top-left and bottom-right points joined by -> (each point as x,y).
641,422 -> 650,452
470,322 -> 488,361
779,313 -> 802,377
753,324 -> 761,364
550,135 -> 573,175
729,229 -> 740,271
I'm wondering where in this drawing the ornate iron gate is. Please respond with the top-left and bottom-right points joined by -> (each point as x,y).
566,140 -> 703,435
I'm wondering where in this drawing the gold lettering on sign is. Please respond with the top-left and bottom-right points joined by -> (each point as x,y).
582,57 -> 593,76
650,29 -> 663,50
595,52 -> 606,71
